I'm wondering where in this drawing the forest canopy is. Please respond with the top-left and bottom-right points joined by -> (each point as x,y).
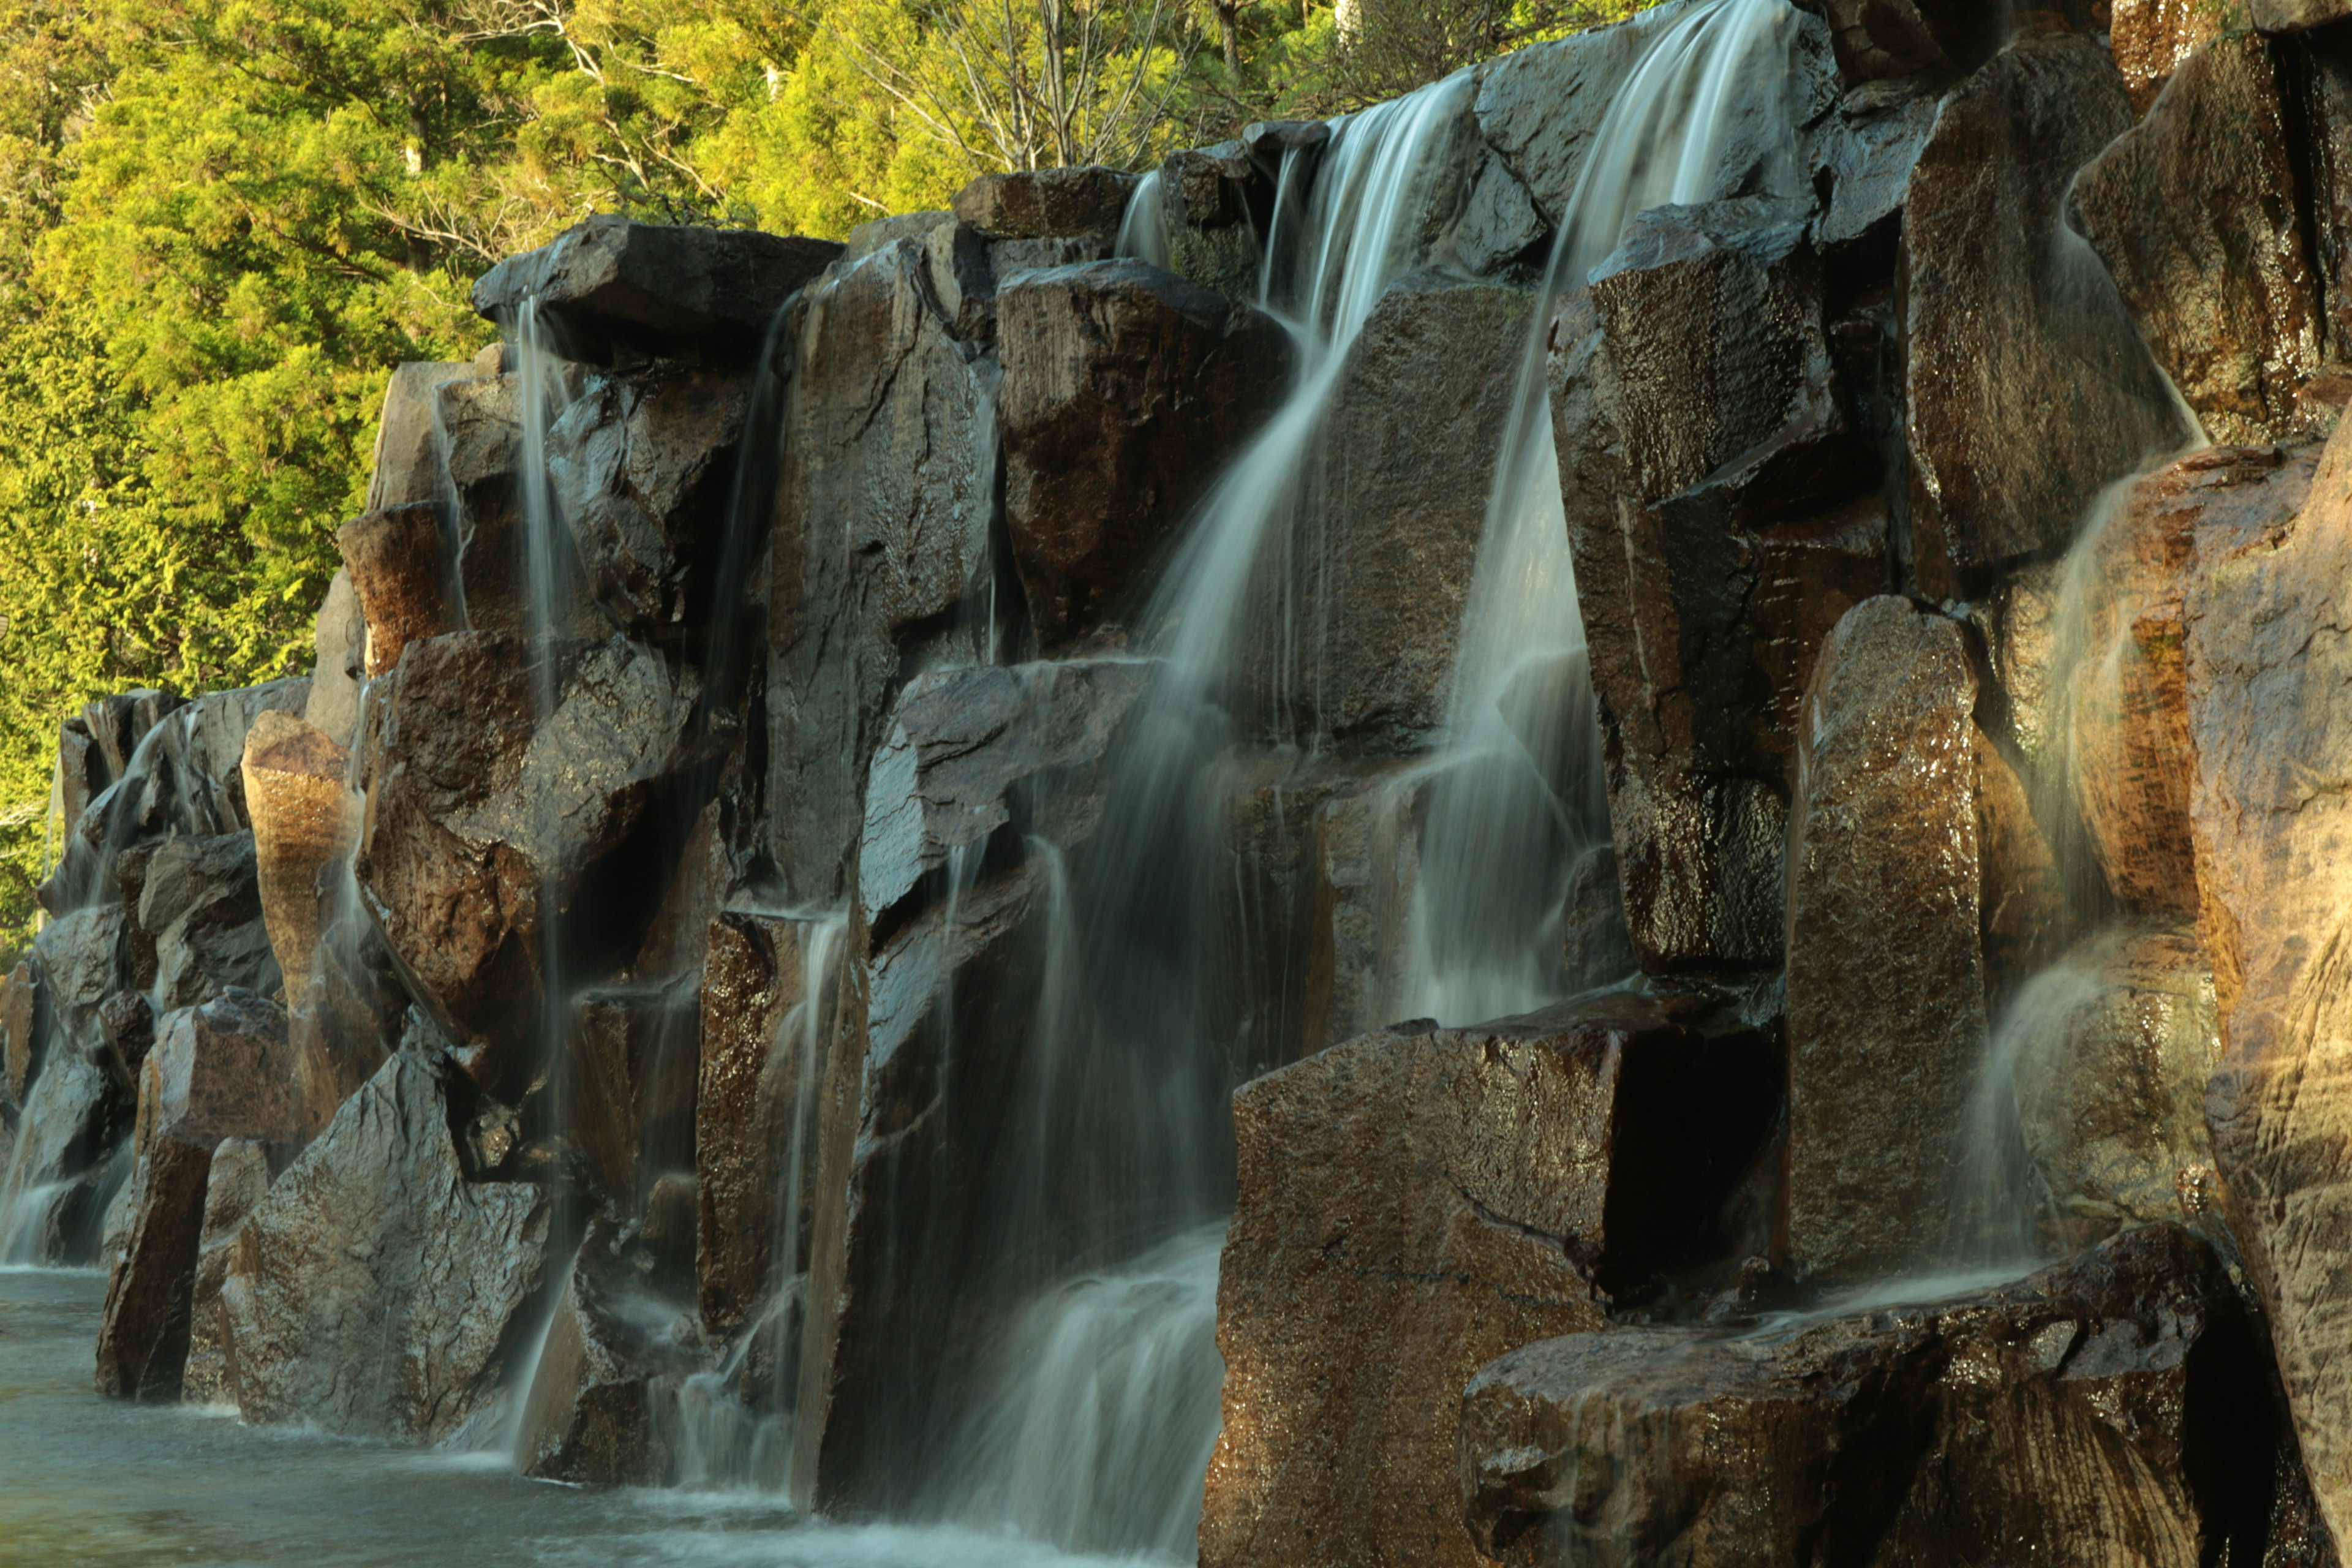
0,0 -> 1657,951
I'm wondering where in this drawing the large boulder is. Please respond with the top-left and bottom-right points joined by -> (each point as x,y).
364,359 -> 476,513
1,956 -> 46,1109
356,632 -> 695,1098
1199,993 -> 1779,1568
240,710 -> 354,1008
149,990 -> 300,1152
952,167 -> 1136,239
1782,597 -> 2050,1282
472,215 -> 842,358
2073,32 -> 2331,447
857,658 -> 1152,925
219,1050 -> 549,1442
997,260 -> 1292,647
1553,199 -> 1887,972
130,834 -> 276,1011
546,361 -> 751,636
2184,416 -> 2352,1549
768,238 -> 997,902
1459,1225 -> 2278,1566
431,369 -> 604,640
1902,34 -> 2190,600
516,1227 -> 701,1485
301,568 -> 365,749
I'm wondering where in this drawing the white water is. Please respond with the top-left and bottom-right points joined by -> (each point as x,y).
1115,170 -> 1171,270
1401,0 -> 1810,1025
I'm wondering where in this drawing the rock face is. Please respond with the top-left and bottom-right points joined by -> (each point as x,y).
546,361 -> 750,635
181,1139 -> 271,1405
337,504 -> 460,677
356,632 -> 693,1097
2185,417 -> 2352,1546
2253,0 -> 2352,31
135,833 -> 276,1011
303,569 -> 366,749
1553,199 -> 1886,972
1903,34 -> 2188,600
472,214 -> 842,356
220,1050 -> 548,1442
1243,276 -> 1532,750
1798,0 -> 2003,85
149,991 -> 300,1152
2074,32 -> 2329,447
1782,598 -> 1992,1283
997,260 -> 1292,647
1199,993 -> 1778,1568
1458,1226 -> 2278,1567
953,167 -> 1136,239
516,1229 -> 699,1485
769,238 -> 997,901
2111,0 -> 2226,112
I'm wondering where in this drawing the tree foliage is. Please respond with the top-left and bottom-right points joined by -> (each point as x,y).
0,0 -> 1662,955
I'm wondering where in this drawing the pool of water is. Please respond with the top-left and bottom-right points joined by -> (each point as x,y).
0,1269 -> 1140,1568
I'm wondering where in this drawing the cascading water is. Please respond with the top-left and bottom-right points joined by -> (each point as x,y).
1402,0 -> 1811,1025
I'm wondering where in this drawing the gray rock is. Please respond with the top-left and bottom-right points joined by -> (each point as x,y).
472,214 -> 842,357
1811,88 -> 1938,250
1200,993 -> 1778,1568
1433,151 -> 1548,276
136,834 -> 277,1012
768,239 -> 997,903
36,904 -> 124,1052
843,209 -> 951,262
432,369 -> 603,639
182,1138 -> 271,1406
363,361 -> 473,514
1560,843 -> 1637,993
545,360 -> 752,633
2253,0 -> 2352,28
1159,144 -> 1263,300
1902,34 -> 2189,598
219,1050 -> 549,1443
516,1227 -> 701,1485
357,633 -> 696,1098
95,1054 -> 215,1400
997,260 -> 1292,647
952,167 -> 1136,239
150,990 -> 300,1152
301,570 -> 365,748
1459,1225 -> 2277,1567
0,1052 -> 127,1263
2074,31 -> 2331,447
923,220 -> 997,340
858,658 -> 1152,924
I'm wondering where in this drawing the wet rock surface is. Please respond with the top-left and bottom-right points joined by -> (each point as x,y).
1458,1225 -> 2279,1567
94,1054 -> 216,1400
220,1050 -> 548,1442
998,260 -> 1292,647
2185,416 -> 2352,1546
516,1227 -> 701,1485
1200,992 -> 1777,1568
181,1138 -> 271,1406
239,710 -> 352,1006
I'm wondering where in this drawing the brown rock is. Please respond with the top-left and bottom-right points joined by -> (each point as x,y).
95,1054 -> 216,1400
952,167 -> 1137,239
1459,1225 -> 2277,1567
356,632 -> 693,1098
1782,597 -> 1988,1281
240,709 -> 353,1006
2185,414 -> 2352,1549
2111,0 -> 2226,111
568,983 -> 697,1212
998,260 -> 1292,647
1199,993 -> 1779,1568
1,958 -> 45,1110
1798,0 -> 2005,84
220,1050 -> 548,1442
1903,34 -> 2189,599
181,1138 -> 271,1406
151,991 -> 300,1151
2069,446 -> 2316,916
2074,32 -> 2329,447
337,504 -> 460,678
698,912 -> 843,1339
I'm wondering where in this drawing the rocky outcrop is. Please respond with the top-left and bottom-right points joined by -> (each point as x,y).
364,359 -> 477,514
0,1050 -> 126,1262
568,984 -> 696,1213
516,1229 -> 701,1485
356,632 -> 694,1097
954,167 -> 1136,239
998,260 -> 1291,647
1902,34 -> 2188,600
1199,992 -> 1777,1568
149,991 -> 299,1152
1797,0 -> 2003,86
2111,0 -> 2226,112
2254,1 -> 2352,31
134,833 -> 276,1011
1781,597 -> 2019,1282
219,1050 -> 548,1442
302,569 -> 365,748
94,1053 -> 216,1400
2,957 -> 45,1109
473,214 -> 842,358
1458,1225 -> 2278,1567
181,1139 -> 271,1406
2185,416 -> 2352,1547
2074,32 -> 2330,447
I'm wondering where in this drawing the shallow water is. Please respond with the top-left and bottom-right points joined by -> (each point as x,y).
0,1270 -> 1145,1568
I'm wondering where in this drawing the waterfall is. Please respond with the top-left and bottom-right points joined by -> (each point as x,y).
1115,170 -> 1170,270
1402,0 -> 1811,1025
